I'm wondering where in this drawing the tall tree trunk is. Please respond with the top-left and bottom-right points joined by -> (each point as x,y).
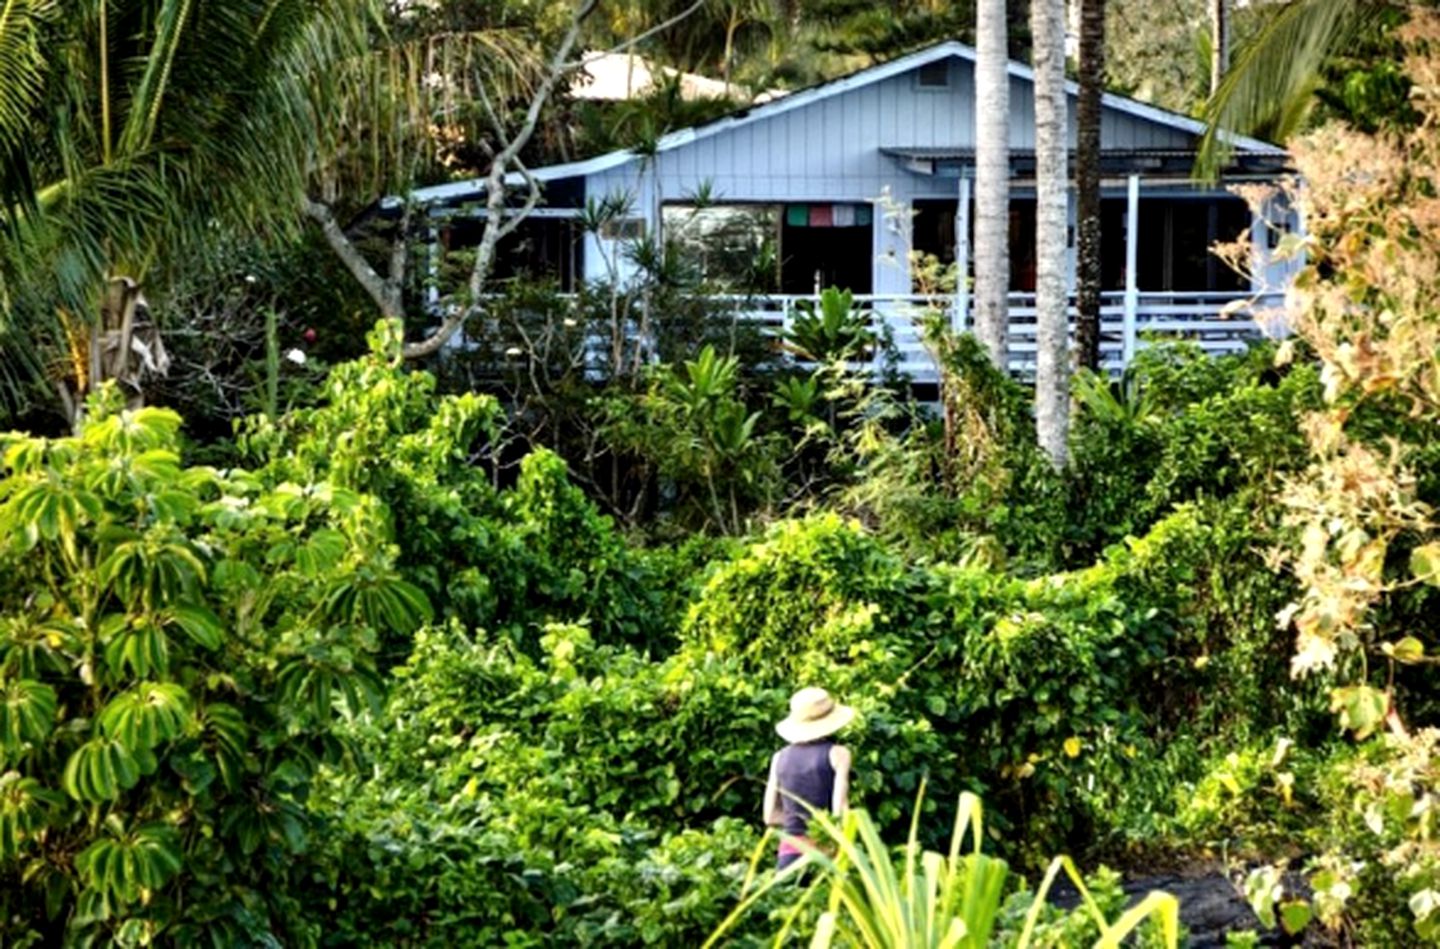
973,0 -> 1010,369
1074,0 -> 1105,371
1209,0 -> 1229,95
1033,0 -> 1070,468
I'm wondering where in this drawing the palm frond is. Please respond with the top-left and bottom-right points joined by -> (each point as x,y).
1196,0 -> 1389,178
0,0 -> 55,154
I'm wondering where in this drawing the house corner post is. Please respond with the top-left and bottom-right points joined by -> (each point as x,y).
1122,173 -> 1140,366
954,175 -> 972,334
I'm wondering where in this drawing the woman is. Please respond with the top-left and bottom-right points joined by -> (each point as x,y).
763,687 -> 854,870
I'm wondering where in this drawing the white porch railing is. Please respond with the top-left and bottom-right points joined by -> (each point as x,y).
717,290 -> 1286,383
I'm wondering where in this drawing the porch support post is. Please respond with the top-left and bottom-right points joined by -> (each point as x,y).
425,218 -> 441,312
954,175 -> 972,333
1122,173 -> 1140,365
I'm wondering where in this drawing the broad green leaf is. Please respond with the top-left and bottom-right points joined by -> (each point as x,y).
63,738 -> 143,802
98,682 -> 193,749
77,823 -> 183,904
0,678 -> 57,758
168,603 -> 223,650
1280,900 -> 1312,934
1411,543 -> 1440,587
0,771 -> 62,859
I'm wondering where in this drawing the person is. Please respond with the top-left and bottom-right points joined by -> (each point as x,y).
763,686 -> 854,870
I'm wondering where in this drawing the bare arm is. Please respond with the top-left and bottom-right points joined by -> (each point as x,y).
763,753 -> 784,826
829,745 -> 852,816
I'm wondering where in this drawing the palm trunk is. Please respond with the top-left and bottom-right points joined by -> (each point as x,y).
1209,0 -> 1229,95
1075,0 -> 1105,371
973,0 -> 1010,369
1032,0 -> 1070,468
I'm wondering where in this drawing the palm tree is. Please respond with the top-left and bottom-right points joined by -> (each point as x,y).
0,0 -> 373,427
973,0 -> 1010,369
1074,0 -> 1105,371
1209,0 -> 1229,95
1197,0 -> 1397,176
1032,0 -> 1069,467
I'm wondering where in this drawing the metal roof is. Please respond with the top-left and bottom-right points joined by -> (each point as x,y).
408,40 -> 1286,205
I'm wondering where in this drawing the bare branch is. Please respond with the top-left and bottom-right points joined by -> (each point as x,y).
403,0 -> 600,359
302,197 -> 401,318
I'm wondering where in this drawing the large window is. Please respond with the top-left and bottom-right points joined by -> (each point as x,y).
663,203 -> 875,295
439,216 -> 583,291
663,204 -> 781,292
913,193 -> 1252,295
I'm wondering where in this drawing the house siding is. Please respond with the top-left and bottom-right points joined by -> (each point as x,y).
581,54 -> 1225,290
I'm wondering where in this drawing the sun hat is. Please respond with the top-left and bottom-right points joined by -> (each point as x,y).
776,687 -> 855,744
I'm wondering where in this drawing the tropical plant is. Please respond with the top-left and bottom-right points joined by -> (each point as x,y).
1197,0 -> 1402,176
603,344 -> 783,533
0,0 -> 375,427
1270,12 -> 1440,688
0,385 -> 419,942
707,791 -> 1180,947
786,287 -> 876,364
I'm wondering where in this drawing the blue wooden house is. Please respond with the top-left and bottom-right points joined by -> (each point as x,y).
410,41 -> 1297,378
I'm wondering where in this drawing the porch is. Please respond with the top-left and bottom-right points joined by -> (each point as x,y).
717,288 -> 1284,383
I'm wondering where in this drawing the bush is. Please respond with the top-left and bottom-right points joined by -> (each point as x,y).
0,390 -> 415,944
1065,342 -> 1321,562
242,321 -> 673,653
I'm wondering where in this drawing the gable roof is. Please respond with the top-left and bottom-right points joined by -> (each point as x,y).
411,40 -> 1285,205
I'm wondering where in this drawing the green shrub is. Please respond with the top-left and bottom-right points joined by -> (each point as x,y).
242,321 -> 672,653
681,515 -> 1174,854
0,391 -> 412,944
1064,342 -> 1320,562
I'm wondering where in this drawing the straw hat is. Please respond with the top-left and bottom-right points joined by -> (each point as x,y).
776,687 -> 855,743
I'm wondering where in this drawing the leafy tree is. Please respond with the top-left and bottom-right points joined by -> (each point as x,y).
0,0 -> 373,428
1198,0 -> 1414,175
0,387 -> 424,942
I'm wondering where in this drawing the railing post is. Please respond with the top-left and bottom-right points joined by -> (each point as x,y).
1122,173 -> 1140,366
954,175 -> 971,334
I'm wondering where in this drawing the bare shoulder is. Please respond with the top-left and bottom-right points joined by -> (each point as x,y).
829,745 -> 852,767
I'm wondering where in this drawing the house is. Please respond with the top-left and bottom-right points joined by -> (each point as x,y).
411,41 -> 1297,380
569,51 -> 736,102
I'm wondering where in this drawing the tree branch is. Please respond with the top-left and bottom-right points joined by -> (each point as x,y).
302,197 -> 402,318
402,0 -> 599,359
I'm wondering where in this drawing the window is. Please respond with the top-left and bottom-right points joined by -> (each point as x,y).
662,204 -> 781,292
599,218 -> 646,241
1135,197 -> 1250,292
917,61 -> 950,88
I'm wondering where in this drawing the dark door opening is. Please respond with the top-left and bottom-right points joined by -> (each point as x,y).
913,199 -> 958,265
779,210 -> 872,294
441,216 -> 583,291
1136,197 -> 1250,292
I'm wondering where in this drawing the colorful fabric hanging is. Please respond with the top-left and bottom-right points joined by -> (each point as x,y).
785,204 -> 809,227
855,205 -> 873,226
809,204 -> 834,227
832,204 -> 856,227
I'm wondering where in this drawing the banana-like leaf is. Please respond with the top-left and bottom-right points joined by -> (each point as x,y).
62,736 -> 145,802
0,677 -> 56,759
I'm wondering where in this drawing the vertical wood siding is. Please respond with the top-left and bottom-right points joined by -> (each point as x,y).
580,53 -> 1231,286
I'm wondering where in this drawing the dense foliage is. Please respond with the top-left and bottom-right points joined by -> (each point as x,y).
5,3 -> 1440,945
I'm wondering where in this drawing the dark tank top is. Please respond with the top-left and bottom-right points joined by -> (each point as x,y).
776,740 -> 836,837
